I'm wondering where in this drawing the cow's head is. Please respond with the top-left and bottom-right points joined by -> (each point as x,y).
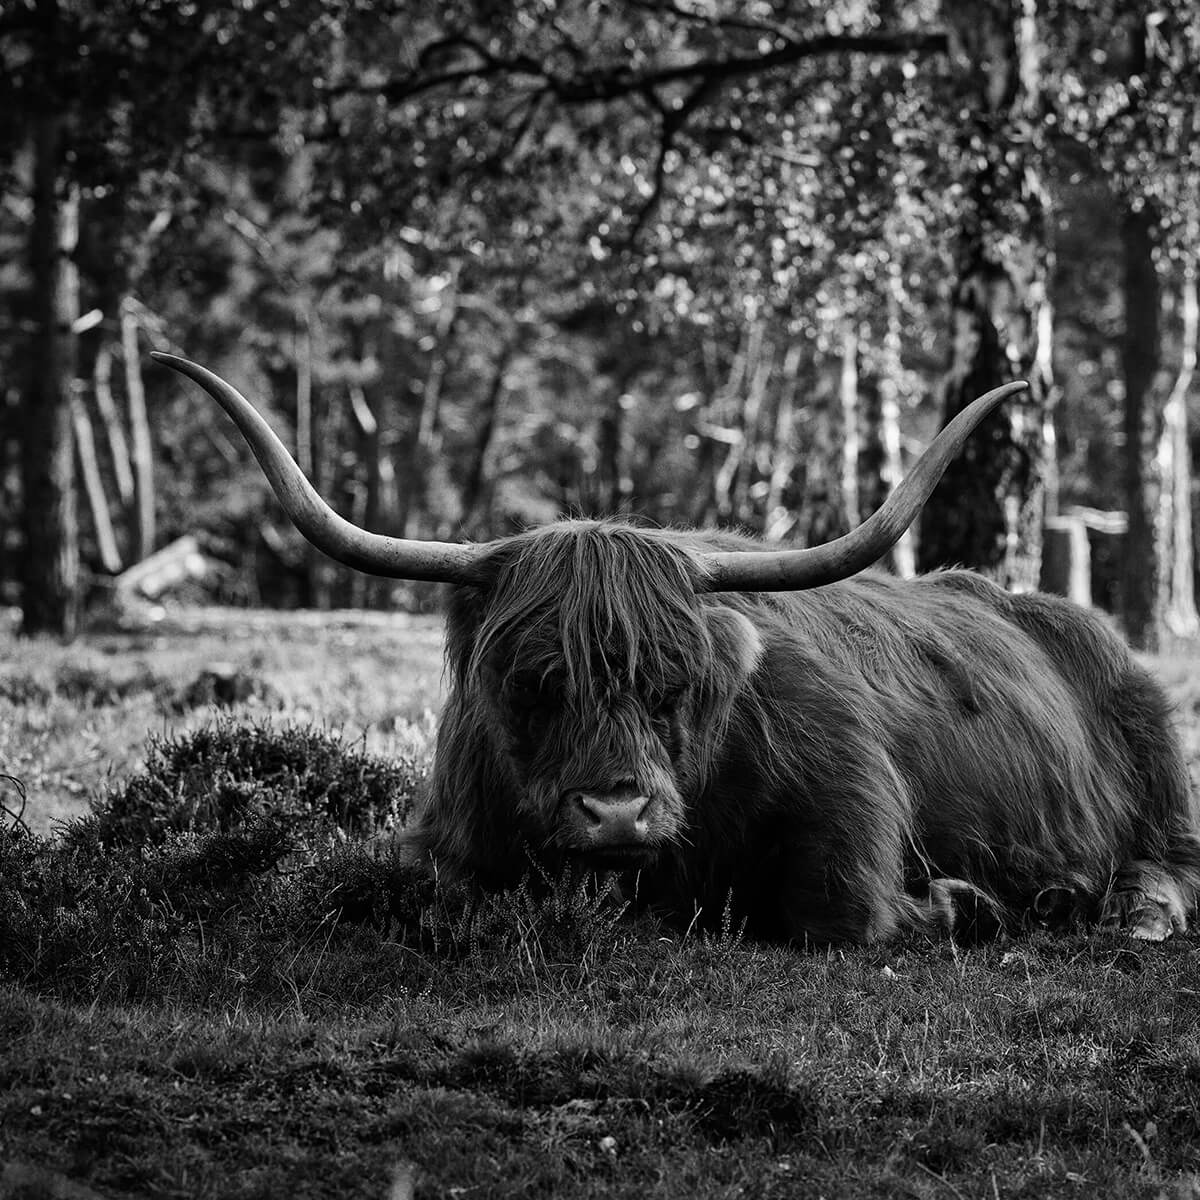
150,351 -> 1026,869
442,521 -> 766,868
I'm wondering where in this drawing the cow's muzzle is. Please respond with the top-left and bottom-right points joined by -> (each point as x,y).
559,786 -> 657,867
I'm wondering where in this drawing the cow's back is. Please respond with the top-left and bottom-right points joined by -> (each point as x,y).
711,570 -> 1195,910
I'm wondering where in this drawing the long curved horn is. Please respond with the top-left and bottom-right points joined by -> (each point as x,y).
696,380 -> 1029,593
151,352 -> 491,585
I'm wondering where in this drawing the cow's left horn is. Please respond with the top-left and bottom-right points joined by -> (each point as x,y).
696,380 -> 1029,593
151,353 -> 491,585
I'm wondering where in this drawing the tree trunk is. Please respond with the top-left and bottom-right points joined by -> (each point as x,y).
763,344 -> 802,542
730,333 -> 773,526
919,0 -> 1051,588
1153,251 -> 1199,639
839,322 -> 861,531
71,395 -> 122,574
120,298 -> 155,562
709,324 -> 753,524
796,366 -> 851,549
293,312 -> 332,608
347,384 -> 377,608
400,268 -> 459,540
1119,201 -> 1162,647
595,386 -> 631,516
461,352 -> 512,535
859,272 -> 915,576
93,342 -> 135,507
20,105 -> 79,638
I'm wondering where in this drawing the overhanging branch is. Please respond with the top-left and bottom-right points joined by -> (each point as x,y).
331,28 -> 949,108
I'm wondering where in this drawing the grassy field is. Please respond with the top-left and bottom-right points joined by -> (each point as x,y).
3,610 -> 1200,1199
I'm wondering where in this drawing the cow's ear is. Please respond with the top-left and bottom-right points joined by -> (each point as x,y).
701,604 -> 765,690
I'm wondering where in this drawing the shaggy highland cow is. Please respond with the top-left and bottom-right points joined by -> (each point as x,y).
154,352 -> 1200,944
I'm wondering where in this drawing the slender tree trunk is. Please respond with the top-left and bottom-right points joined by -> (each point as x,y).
461,346 -> 514,535
595,384 -> 632,516
710,324 -> 753,523
796,364 -> 851,549
730,334 -> 773,526
859,271 -> 915,575
400,267 -> 459,539
715,320 -> 767,524
348,383 -> 377,608
1116,11 -> 1182,649
687,336 -> 720,527
93,342 -> 135,507
1120,201 -> 1162,647
839,322 -> 861,530
20,104 -> 79,638
120,297 -> 155,562
71,395 -> 122,573
763,344 -> 802,542
919,0 -> 1051,587
0,387 -> 16,586
293,311 -> 332,608
1153,251 -> 1199,639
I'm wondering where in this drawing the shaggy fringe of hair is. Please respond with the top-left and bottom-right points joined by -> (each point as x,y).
469,521 -> 713,701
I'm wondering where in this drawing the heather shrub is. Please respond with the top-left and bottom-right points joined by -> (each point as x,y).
88,717 -> 424,847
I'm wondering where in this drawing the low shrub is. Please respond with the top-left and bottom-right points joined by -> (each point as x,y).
0,672 -> 52,706
0,718 -> 633,1006
54,662 -> 164,707
0,662 -> 163,708
162,665 -> 281,713
88,717 -> 424,847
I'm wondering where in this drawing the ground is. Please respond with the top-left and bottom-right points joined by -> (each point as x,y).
3,608 -> 1200,1200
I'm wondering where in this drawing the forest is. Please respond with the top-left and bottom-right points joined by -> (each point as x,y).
2,0 -> 1199,648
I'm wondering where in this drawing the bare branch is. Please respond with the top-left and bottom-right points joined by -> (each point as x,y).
626,79 -> 713,244
331,27 -> 949,109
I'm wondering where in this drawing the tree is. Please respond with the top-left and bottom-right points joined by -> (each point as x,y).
1051,0 -> 1200,645
18,0 -> 80,637
916,0 -> 1052,586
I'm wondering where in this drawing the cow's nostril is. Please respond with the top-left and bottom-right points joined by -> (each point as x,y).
574,793 -> 606,826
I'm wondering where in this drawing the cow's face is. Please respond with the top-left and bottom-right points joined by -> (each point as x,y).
448,524 -> 763,869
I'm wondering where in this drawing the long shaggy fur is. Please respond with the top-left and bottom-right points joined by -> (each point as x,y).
402,520 -> 1200,944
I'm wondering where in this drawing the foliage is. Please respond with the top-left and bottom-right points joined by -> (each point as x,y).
84,717 -> 423,848
0,779 -> 632,1009
3,1 -> 1199,618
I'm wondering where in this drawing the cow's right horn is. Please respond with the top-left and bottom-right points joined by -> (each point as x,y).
152,353 -> 491,585
696,380 -> 1030,593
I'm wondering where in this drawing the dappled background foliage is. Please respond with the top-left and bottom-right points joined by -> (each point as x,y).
2,0 -> 1199,645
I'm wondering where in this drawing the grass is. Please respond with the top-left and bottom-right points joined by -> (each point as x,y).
3,610 -> 1200,1198
0,607 -> 443,836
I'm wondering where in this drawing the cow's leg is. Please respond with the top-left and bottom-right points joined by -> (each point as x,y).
918,877 -> 1005,940
1101,859 -> 1191,941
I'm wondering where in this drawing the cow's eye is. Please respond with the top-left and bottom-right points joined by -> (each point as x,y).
508,672 -> 553,711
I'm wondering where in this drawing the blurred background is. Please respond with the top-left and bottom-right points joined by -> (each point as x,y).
1,0 -> 1197,648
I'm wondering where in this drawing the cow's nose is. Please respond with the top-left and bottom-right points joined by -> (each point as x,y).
563,790 -> 652,845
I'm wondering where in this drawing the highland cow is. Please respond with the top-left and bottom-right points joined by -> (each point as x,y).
154,352 -> 1200,944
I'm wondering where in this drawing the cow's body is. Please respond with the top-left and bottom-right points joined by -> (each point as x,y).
406,523 -> 1200,943
153,354 -> 1200,944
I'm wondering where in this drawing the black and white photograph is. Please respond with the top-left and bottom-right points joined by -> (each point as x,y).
2,2 -> 1200,1196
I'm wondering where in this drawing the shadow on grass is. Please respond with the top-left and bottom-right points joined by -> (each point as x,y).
4,718 -> 1200,1198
